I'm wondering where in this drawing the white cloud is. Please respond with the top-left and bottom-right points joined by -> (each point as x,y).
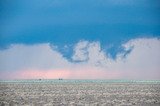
72,41 -> 110,67
0,37 -> 160,79
0,43 -> 70,71
72,40 -> 89,61
112,38 -> 160,79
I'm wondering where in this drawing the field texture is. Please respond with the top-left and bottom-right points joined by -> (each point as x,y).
0,80 -> 160,106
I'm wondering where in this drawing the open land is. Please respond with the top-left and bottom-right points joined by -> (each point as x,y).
0,80 -> 160,106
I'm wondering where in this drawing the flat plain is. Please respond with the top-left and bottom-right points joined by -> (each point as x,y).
0,80 -> 160,106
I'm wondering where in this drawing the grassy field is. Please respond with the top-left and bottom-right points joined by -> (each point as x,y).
0,80 -> 160,106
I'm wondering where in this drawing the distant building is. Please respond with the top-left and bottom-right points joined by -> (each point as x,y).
58,78 -> 63,80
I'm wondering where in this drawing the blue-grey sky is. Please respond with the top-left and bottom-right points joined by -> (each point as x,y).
0,0 -> 160,79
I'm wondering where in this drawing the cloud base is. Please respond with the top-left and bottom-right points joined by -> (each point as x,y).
0,37 -> 160,80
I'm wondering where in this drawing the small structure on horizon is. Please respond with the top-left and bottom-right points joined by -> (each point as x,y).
58,78 -> 63,80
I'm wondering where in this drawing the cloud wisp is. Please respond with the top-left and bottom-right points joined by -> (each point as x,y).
0,37 -> 160,79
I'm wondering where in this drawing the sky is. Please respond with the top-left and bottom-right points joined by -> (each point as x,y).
0,0 -> 160,79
